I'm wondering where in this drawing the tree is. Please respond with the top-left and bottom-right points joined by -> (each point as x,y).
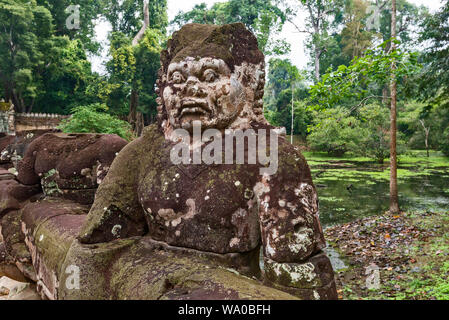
107,28 -> 164,134
33,38 -> 95,114
58,103 -> 133,141
103,0 -> 167,135
308,36 -> 420,212
308,40 -> 420,111
264,58 -> 298,111
400,101 -> 432,156
0,0 -> 54,112
308,103 -> 405,162
389,0 -> 399,214
356,104 -> 398,163
418,1 -> 449,106
263,59 -> 311,141
0,0 -> 100,114
103,0 -> 168,37
417,1 -> 449,156
266,87 -> 311,139
307,107 -> 361,156
340,0 -> 377,60
171,0 -> 290,56
36,0 -> 104,53
376,0 -> 424,48
286,0 -> 345,82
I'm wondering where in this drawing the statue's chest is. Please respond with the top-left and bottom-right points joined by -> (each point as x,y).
137,161 -> 260,221
135,144 -> 262,253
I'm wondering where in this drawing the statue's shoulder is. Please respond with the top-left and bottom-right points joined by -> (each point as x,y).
142,124 -> 161,138
118,124 -> 166,162
129,124 -> 164,148
274,135 -> 312,182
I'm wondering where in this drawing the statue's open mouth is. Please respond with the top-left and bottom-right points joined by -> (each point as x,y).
179,99 -> 210,119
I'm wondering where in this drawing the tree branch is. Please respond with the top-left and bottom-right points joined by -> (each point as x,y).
287,18 -> 313,34
348,95 -> 390,114
132,0 -> 150,46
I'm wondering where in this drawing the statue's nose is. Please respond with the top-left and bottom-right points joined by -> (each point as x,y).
186,77 -> 206,97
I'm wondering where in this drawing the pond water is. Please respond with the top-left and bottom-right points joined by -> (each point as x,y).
303,151 -> 449,227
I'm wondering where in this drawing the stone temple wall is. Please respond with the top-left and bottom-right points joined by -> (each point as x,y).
14,113 -> 70,132
0,108 -> 69,135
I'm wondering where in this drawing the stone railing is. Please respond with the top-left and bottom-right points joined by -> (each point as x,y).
0,109 -> 71,135
14,113 -> 70,132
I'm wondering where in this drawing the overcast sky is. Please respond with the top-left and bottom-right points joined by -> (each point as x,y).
91,0 -> 444,74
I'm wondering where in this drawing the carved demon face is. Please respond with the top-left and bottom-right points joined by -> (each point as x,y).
163,57 -> 246,131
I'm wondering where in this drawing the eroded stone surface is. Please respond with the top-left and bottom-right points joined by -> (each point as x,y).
76,23 -> 336,299
17,132 -> 127,205
0,23 -> 336,300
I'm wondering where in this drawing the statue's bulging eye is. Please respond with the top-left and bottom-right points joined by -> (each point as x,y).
203,69 -> 217,82
171,71 -> 184,84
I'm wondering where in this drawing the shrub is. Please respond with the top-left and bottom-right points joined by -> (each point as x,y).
58,103 -> 133,141
308,104 -> 406,162
307,107 -> 361,156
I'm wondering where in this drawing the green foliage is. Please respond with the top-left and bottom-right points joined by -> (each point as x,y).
309,40 -> 420,110
284,0 -> 346,81
264,58 -> 312,136
102,0 -> 168,37
264,58 -> 303,111
307,104 -> 406,161
414,1 -> 449,155
0,0 -> 101,113
339,0 -> 377,60
0,0 -> 53,112
105,28 -> 164,118
442,127 -> 449,157
36,0 -> 104,53
33,38 -> 95,114
418,1 -> 449,100
356,104 -> 407,163
266,98 -> 312,137
307,107 -> 361,156
58,103 -> 133,140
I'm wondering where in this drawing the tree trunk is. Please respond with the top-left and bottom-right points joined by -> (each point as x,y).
11,90 -> 25,113
389,0 -> 400,214
291,82 -> 294,144
136,112 -> 144,136
382,86 -> 389,105
314,49 -> 320,83
129,0 -> 150,136
132,0 -> 150,46
128,88 -> 139,133
419,120 -> 430,157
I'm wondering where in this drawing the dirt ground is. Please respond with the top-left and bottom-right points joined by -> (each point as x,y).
325,210 -> 449,300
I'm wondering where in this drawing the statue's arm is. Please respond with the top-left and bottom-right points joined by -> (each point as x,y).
78,138 -> 147,244
256,145 -> 329,295
17,140 -> 40,185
